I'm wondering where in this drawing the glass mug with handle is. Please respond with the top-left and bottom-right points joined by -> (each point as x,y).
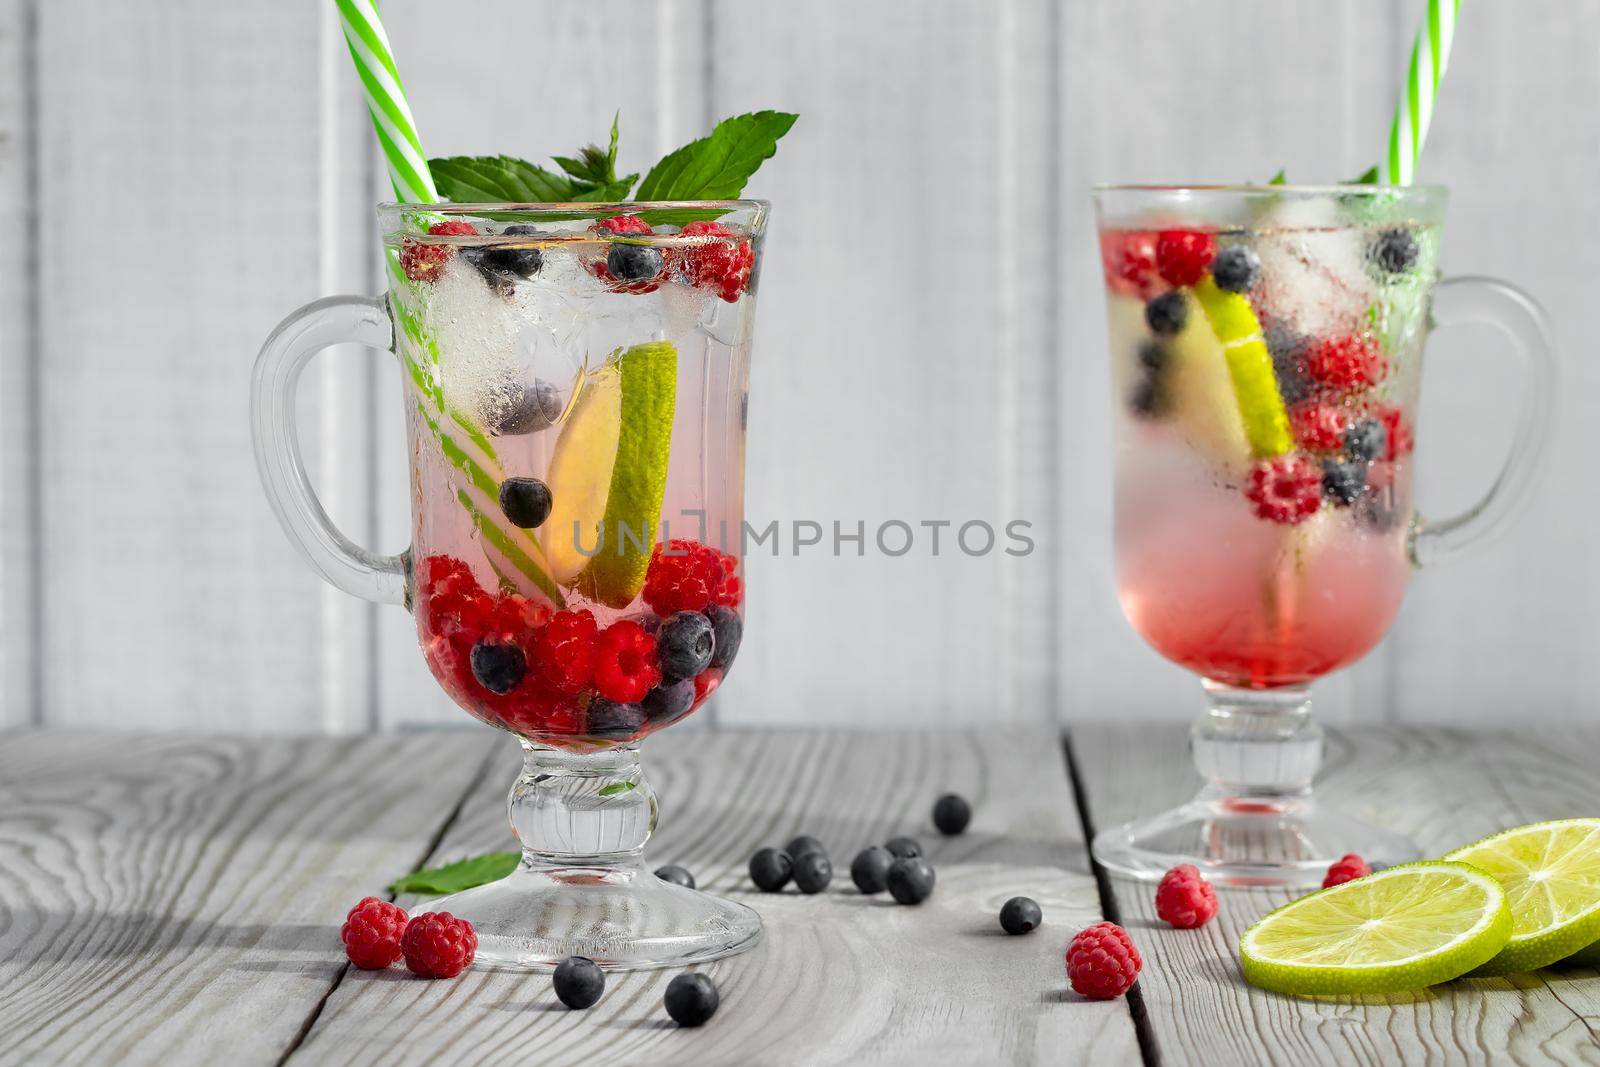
252,201 -> 766,968
1092,185 -> 1555,887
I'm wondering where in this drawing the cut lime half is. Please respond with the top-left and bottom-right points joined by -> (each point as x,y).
1443,818 -> 1600,976
1240,861 -> 1511,996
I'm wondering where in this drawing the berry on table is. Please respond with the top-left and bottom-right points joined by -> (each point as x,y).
341,897 -> 408,970
999,896 -> 1042,935
1323,852 -> 1372,888
401,912 -> 477,978
469,639 -> 526,696
1100,229 -> 1161,299
1212,244 -> 1261,293
1144,291 -> 1188,336
400,220 -> 478,283
590,214 -> 664,294
1289,402 -> 1351,453
656,611 -> 716,680
1245,455 -> 1322,525
642,678 -> 696,725
886,857 -> 936,905
498,478 -> 553,529
1155,229 -> 1216,288
749,847 -> 793,892
793,851 -> 834,894
586,697 -> 645,739
1321,458 -> 1367,506
1066,922 -> 1141,1000
674,221 -> 756,302
593,620 -> 661,704
706,605 -> 743,671
850,846 -> 894,894
885,836 -> 922,859
552,955 -> 605,1010
932,793 -> 972,836
655,864 -> 696,889
1372,228 -> 1420,275
664,972 -> 720,1027
785,834 -> 825,860
532,609 -> 598,695
1343,417 -> 1388,462
1154,864 -> 1219,929
1305,332 -> 1383,392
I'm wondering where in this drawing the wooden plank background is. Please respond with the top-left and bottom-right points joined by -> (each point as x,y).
0,0 -> 1592,733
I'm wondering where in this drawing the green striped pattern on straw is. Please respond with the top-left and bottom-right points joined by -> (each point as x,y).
1380,0 -> 1460,186
333,0 -> 439,204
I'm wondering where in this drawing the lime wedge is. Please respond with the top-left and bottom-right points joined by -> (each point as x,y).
542,341 -> 676,607
1564,939 -> 1600,966
1192,275 -> 1292,458
1240,861 -> 1511,995
1443,818 -> 1600,976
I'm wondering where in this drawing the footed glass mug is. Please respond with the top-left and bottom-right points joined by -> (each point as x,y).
1093,185 -> 1555,887
252,201 -> 766,967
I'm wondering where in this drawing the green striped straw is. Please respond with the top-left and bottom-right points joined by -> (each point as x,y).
1379,0 -> 1460,185
333,0 -> 439,204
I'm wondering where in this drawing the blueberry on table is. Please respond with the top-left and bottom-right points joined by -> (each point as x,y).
655,864 -> 696,889
999,896 -> 1042,935
1211,245 -> 1261,293
1372,228 -> 1420,275
657,611 -> 716,680
886,857 -> 936,905
491,378 -> 563,436
885,836 -> 922,859
498,477 -> 552,529
586,698 -> 645,739
850,847 -> 894,894
932,793 -> 972,836
793,851 -> 833,894
664,972 -> 720,1027
749,847 -> 793,892
469,639 -> 525,695
552,955 -> 605,1010
1343,417 -> 1387,463
642,678 -> 696,725
785,834 -> 825,860
705,605 -> 743,671
606,243 -> 664,284
1321,458 -> 1367,506
1144,290 -> 1188,336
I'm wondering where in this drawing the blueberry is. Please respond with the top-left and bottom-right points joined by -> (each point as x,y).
482,224 -> 544,278
886,857 -> 936,905
491,378 -> 563,436
785,834 -> 825,860
850,846 -> 894,894
1265,324 -> 1313,405
1212,245 -> 1261,293
1128,376 -> 1170,420
642,677 -> 696,726
932,793 -> 971,836
1343,417 -> 1387,463
469,639 -> 525,695
552,955 -> 605,1010
1137,340 -> 1168,375
498,477 -> 552,529
749,847 -> 793,892
655,864 -> 696,889
1372,228 -> 1419,275
1322,458 -> 1367,506
793,851 -> 833,894
606,243 -> 663,284
1145,291 -> 1188,336
586,698 -> 645,739
657,611 -> 715,680
885,836 -> 922,859
664,972 -> 719,1027
705,606 -> 743,671
999,896 -> 1042,935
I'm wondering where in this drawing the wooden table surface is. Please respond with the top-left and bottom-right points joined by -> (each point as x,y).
2,723 -> 1597,1067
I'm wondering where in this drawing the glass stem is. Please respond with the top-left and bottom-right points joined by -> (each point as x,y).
1191,681 -> 1321,801
509,743 -> 659,868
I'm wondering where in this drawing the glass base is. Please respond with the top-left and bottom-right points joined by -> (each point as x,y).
1092,791 -> 1419,889
415,861 -> 763,971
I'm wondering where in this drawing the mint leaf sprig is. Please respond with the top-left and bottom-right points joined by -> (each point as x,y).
389,850 -> 519,895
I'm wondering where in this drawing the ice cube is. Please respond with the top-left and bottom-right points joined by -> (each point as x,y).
1253,198 -> 1376,339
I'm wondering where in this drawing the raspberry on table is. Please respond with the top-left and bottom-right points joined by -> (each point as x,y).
532,609 -> 598,695
1323,853 -> 1372,888
1305,332 -> 1384,392
400,220 -> 478,283
341,897 -> 408,970
1100,229 -> 1161,299
1066,922 -> 1142,1000
590,214 -> 664,294
1155,229 -> 1216,288
1245,454 -> 1323,525
401,911 -> 477,978
592,620 -> 662,704
675,221 -> 755,302
1154,865 -> 1219,929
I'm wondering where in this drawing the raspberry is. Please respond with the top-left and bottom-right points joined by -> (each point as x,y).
1066,922 -> 1142,1000
498,681 -> 581,738
1154,865 -> 1219,929
1100,229 -> 1161,299
400,220 -> 477,283
1305,332 -> 1384,392
693,668 -> 722,704
589,214 -> 663,294
643,540 -> 725,615
1155,229 -> 1216,288
341,897 -> 408,970
1289,402 -> 1352,452
592,620 -> 662,703
711,551 -> 743,608
1245,454 -> 1322,525
401,912 -> 477,978
532,609 -> 598,695
1375,404 -> 1414,461
675,221 -> 755,302
1323,853 -> 1371,888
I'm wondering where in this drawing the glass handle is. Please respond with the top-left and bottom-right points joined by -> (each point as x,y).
250,295 -> 407,605
1409,276 -> 1559,568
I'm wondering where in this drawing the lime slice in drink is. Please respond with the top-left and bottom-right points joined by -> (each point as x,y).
543,341 -> 677,607
1443,818 -> 1600,976
1192,275 -> 1293,458
1239,862 -> 1511,995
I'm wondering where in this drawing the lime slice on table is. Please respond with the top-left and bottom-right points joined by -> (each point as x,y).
1191,275 -> 1293,459
542,341 -> 676,608
1239,861 -> 1511,996
1443,818 -> 1600,976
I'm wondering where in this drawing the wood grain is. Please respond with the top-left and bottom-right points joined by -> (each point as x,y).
291,727 -> 1140,1066
0,729 -> 498,1067
1071,722 -> 1600,1066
